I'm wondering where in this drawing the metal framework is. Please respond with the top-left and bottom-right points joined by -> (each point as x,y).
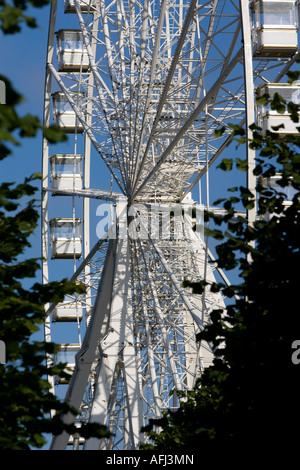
41,0 -> 299,449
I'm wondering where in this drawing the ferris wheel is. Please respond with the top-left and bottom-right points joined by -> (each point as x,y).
42,0 -> 300,450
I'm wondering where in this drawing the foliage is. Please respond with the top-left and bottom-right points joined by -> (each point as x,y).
0,4 -> 110,448
0,74 -> 67,161
0,0 -> 50,34
141,87 -> 300,450
0,170 -> 111,449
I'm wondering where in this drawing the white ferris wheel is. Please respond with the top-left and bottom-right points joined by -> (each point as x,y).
41,0 -> 300,450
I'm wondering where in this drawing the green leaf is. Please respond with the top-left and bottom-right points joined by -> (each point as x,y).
204,226 -> 224,240
271,124 -> 285,131
287,70 -> 300,84
256,93 -> 270,106
0,5 -> 22,34
43,125 -> 68,143
217,158 -> 233,172
228,123 -> 245,136
19,114 -> 40,137
210,282 -> 222,293
270,93 -> 286,114
24,15 -> 37,28
249,122 -> 263,131
291,154 -> 300,164
236,158 -> 248,172
213,198 -> 227,206
214,126 -> 226,137
287,102 -> 300,123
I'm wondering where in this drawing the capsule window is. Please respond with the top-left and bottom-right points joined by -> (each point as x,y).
52,92 -> 85,113
53,159 -> 82,176
51,220 -> 81,239
267,175 -> 297,201
50,154 -> 83,191
52,296 -> 83,322
55,343 -> 81,384
52,92 -> 85,133
256,83 -> 300,136
49,218 -> 82,259
56,344 -> 80,365
252,0 -> 299,57
256,1 -> 297,27
57,30 -> 84,51
56,30 -> 89,72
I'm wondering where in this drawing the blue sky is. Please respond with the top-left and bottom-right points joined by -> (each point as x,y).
0,5 -> 54,276
0,5 -> 110,267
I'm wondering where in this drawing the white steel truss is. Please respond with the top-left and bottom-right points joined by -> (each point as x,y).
41,0 -> 299,450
